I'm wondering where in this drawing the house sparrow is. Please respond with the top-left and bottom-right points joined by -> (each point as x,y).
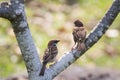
39,40 -> 60,76
72,20 -> 86,51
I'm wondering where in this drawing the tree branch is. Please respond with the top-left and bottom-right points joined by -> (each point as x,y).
41,0 -> 120,80
0,2 -> 12,19
0,0 -> 41,80
0,0 -> 119,80
10,0 -> 24,4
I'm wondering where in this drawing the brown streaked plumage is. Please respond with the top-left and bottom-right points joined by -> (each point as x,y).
72,20 -> 86,51
39,40 -> 60,76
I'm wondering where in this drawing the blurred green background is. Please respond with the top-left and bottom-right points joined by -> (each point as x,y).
0,0 -> 120,78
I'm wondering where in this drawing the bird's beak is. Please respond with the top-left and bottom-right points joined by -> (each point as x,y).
56,40 -> 60,43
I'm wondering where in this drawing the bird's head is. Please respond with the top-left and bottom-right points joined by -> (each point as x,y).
48,40 -> 60,46
74,20 -> 83,27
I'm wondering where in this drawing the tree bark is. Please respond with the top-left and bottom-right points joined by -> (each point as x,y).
0,0 -> 119,80
0,0 -> 41,80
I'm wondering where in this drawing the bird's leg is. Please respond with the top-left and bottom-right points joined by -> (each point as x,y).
71,42 -> 77,50
49,63 -> 54,67
49,58 -> 58,67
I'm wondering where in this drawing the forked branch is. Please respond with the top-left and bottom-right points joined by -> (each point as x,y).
0,0 -> 119,80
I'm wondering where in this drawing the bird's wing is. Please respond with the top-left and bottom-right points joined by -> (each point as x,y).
77,28 -> 86,42
43,46 -> 58,63
73,28 -> 79,42
43,48 -> 51,63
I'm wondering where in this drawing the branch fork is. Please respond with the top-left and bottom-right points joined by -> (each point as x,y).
0,0 -> 119,80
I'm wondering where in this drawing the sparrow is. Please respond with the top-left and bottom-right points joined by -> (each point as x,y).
72,20 -> 87,51
39,40 -> 60,76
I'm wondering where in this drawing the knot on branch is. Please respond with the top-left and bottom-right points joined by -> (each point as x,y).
0,2 -> 9,8
0,1 -> 24,21
0,0 -> 27,34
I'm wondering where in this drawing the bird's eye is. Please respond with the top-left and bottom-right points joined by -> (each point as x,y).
53,43 -> 56,46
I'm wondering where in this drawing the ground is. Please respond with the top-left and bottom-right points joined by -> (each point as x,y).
4,65 -> 120,80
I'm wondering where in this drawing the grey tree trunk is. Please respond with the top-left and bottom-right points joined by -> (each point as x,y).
0,0 -> 119,80
0,0 -> 41,80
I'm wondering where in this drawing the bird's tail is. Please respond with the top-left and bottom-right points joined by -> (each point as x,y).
39,62 -> 47,76
77,42 -> 86,51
